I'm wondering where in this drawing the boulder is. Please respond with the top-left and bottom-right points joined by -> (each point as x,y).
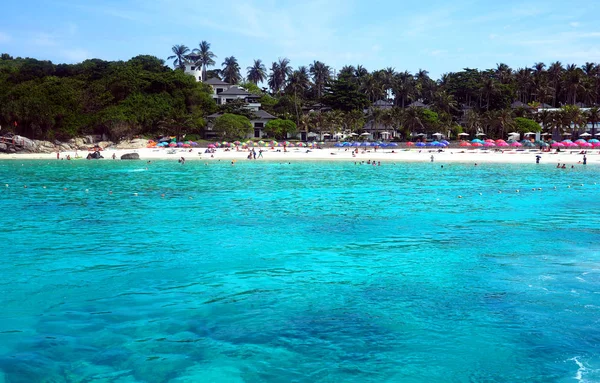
0,143 -> 7,152
115,138 -> 147,149
97,141 -> 113,149
120,153 -> 140,160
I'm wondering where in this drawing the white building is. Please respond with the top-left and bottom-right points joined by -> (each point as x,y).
204,78 -> 276,139
183,63 -> 202,82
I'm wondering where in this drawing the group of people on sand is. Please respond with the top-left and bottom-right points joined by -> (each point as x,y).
246,148 -> 263,160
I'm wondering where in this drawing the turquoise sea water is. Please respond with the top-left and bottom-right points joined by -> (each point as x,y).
0,159 -> 599,382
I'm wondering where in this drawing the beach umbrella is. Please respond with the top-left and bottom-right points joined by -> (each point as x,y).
233,141 -> 241,145
298,142 -> 306,147
334,143 -> 344,147
379,142 -> 388,147
288,143 -> 295,147
562,139 -> 573,144
182,144 -> 191,148
406,142 -> 415,146
460,141 -> 471,147
510,142 -> 522,147
169,143 -> 177,147
415,142 -> 426,147
471,142 -> 483,147
269,140 -> 278,146
496,142 -> 509,147
551,142 -> 564,147
484,142 -> 496,147
351,142 -> 361,147
441,140 -> 450,145
207,144 -> 215,148
258,140 -> 265,145
485,139 -> 495,143
593,142 -> 600,147
471,138 -> 484,144
361,141 -> 371,147
388,142 -> 398,147
190,141 -> 198,146
522,141 -> 535,147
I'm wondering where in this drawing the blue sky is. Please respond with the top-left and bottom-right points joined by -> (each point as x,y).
0,0 -> 598,79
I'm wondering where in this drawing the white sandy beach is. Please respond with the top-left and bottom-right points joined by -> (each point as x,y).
1,146 -> 598,165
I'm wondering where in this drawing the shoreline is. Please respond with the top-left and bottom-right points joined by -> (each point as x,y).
0,147 -> 596,165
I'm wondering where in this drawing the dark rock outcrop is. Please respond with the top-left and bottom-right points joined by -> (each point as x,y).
120,153 -> 140,160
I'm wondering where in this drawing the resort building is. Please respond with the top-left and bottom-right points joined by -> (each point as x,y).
203,78 -> 276,139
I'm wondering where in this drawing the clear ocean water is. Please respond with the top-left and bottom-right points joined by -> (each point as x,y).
0,159 -> 599,382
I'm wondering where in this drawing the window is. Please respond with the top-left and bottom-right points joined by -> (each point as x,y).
254,129 -> 261,138
254,122 -> 264,128
216,88 -> 224,94
190,66 -> 196,71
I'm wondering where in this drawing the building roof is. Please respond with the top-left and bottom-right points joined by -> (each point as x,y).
218,86 -> 262,97
206,110 -> 276,120
373,99 -> 393,107
408,101 -> 428,108
253,110 -> 276,119
511,101 -> 531,109
205,77 -> 230,86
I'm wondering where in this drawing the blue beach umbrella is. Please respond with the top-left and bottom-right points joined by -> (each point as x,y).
351,142 -> 361,147
334,143 -> 344,147
388,142 -> 398,147
342,142 -> 351,146
416,142 -> 426,147
361,142 -> 371,147
379,142 -> 388,147
441,140 -> 450,145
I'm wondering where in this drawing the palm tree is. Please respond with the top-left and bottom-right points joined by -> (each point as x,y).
309,60 -> 331,99
515,68 -> 532,103
167,44 -> 190,70
221,56 -> 241,84
191,41 -> 216,81
587,106 -> 600,137
495,63 -> 513,84
564,64 -> 584,105
465,109 -> 482,137
392,71 -> 415,108
480,77 -> 496,110
286,66 -> 311,124
547,61 -> 563,107
402,107 -> 425,137
246,59 -> 267,84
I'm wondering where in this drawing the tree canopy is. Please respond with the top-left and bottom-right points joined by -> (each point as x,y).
213,113 -> 252,140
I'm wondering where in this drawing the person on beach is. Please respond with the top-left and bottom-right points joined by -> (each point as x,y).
561,164 -> 566,169
583,155 -> 587,165
258,149 -> 263,158
112,153 -> 116,160
430,155 -> 434,162
557,163 -> 560,168
178,157 -> 185,164
56,151 -> 60,160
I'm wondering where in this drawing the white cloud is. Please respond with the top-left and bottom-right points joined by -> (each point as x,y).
60,48 -> 91,63
0,31 -> 10,43
570,22 -> 580,27
489,34 -> 498,39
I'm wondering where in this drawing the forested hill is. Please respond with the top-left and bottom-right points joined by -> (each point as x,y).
0,54 -> 216,141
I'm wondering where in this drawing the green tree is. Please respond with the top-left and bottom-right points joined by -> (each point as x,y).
514,117 -> 541,135
264,119 -> 297,139
213,113 -> 252,139
322,79 -> 370,112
